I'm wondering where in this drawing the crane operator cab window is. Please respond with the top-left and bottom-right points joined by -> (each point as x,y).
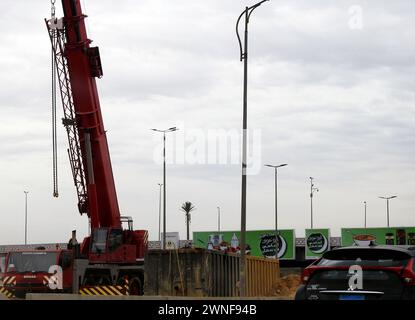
91,229 -> 108,254
108,229 -> 123,252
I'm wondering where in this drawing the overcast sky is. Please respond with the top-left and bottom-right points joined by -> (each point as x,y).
0,0 -> 414,244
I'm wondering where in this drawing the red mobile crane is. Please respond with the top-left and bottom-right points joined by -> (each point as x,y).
1,0 -> 148,298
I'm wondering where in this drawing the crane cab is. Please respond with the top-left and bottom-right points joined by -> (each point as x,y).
84,222 -> 148,265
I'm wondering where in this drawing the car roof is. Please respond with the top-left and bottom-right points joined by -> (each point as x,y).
330,245 -> 415,257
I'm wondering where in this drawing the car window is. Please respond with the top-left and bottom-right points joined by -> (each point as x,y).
318,248 -> 411,267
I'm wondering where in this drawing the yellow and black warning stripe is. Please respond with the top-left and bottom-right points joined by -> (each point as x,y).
79,285 -> 128,296
0,286 -> 15,299
2,276 -> 16,286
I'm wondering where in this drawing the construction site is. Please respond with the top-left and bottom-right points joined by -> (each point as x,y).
1,0 -> 414,309
0,0 -> 298,301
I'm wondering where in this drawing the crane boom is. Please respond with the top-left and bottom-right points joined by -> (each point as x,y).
47,0 -> 121,229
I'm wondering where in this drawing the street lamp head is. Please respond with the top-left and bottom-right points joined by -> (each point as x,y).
265,163 -> 288,168
151,127 -> 178,133
249,0 -> 270,10
379,196 -> 397,200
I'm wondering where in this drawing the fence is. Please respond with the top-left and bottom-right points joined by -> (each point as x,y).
144,248 -> 280,297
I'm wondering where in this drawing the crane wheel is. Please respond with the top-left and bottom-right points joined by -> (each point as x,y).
129,277 -> 143,296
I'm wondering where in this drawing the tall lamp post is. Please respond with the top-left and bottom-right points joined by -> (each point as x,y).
364,201 -> 367,228
236,0 -> 270,297
309,177 -> 319,229
24,191 -> 29,245
151,127 -> 178,249
217,206 -> 221,232
158,183 -> 163,242
379,196 -> 397,227
265,163 -> 287,256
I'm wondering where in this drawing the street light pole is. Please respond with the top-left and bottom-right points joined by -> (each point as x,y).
379,196 -> 397,227
24,191 -> 29,245
158,183 -> 163,242
236,0 -> 269,297
265,163 -> 287,256
217,206 -> 221,232
151,127 -> 178,249
309,177 -> 319,229
364,201 -> 367,228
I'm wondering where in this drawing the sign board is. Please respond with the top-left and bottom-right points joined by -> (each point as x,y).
193,229 -> 295,260
341,227 -> 415,246
161,232 -> 180,249
305,229 -> 330,259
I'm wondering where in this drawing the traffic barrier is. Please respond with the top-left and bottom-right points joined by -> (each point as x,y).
79,285 -> 127,296
0,286 -> 14,299
2,276 -> 16,286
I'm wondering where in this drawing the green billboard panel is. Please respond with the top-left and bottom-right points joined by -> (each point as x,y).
193,229 -> 295,260
305,229 -> 330,259
341,227 -> 415,246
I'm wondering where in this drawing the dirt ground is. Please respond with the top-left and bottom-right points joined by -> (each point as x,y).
269,274 -> 302,299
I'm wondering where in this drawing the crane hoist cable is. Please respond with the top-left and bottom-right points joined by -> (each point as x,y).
51,0 -> 59,198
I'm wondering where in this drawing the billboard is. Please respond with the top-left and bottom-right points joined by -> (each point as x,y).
341,227 -> 415,246
193,229 -> 295,260
305,229 -> 331,259
161,232 -> 180,249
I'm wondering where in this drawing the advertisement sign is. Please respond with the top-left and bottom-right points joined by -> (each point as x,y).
305,229 -> 330,259
161,232 -> 180,249
193,229 -> 295,260
341,227 -> 415,246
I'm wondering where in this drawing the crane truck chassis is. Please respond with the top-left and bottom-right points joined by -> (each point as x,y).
1,0 -> 149,298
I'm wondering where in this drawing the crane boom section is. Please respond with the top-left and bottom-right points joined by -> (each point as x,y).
61,0 -> 121,229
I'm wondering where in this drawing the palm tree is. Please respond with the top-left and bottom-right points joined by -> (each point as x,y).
181,201 -> 196,241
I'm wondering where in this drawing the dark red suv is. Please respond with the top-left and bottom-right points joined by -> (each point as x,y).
295,245 -> 415,300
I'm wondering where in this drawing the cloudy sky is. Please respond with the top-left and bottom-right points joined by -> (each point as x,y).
0,0 -> 414,244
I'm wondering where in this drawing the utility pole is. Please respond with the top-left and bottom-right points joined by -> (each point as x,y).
309,177 -> 319,229
379,196 -> 397,227
24,191 -> 29,245
217,206 -> 221,232
265,163 -> 287,257
158,183 -> 163,242
151,127 -> 178,249
364,201 -> 367,228
236,0 -> 270,297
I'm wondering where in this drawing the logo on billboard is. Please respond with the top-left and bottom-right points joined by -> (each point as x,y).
306,233 -> 329,254
259,234 -> 287,259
